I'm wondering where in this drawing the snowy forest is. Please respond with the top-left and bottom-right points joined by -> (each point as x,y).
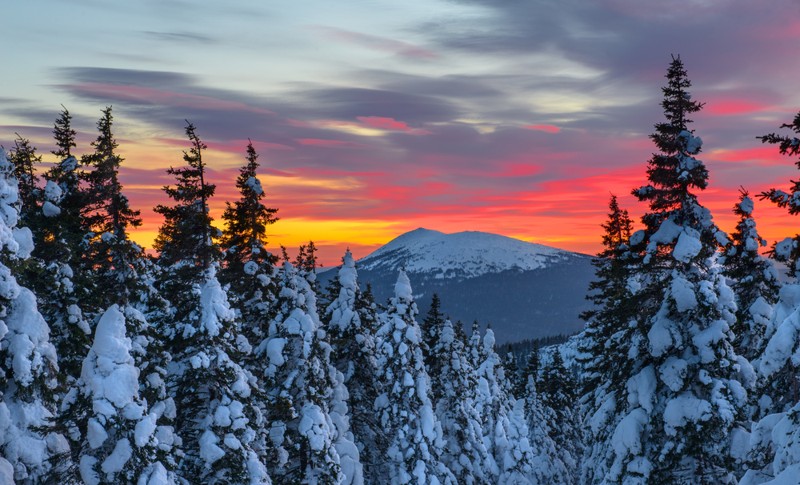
3,55 -> 800,484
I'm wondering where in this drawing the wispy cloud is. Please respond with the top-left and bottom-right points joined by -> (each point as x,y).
312,26 -> 438,60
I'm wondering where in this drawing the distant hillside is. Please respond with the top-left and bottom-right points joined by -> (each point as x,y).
319,228 -> 595,343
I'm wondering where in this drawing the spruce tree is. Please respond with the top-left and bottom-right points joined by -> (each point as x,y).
155,123 -> 269,483
37,107 -> 93,387
375,269 -> 455,484
604,55 -> 746,484
524,374 -> 569,484
324,250 -> 382,482
738,106 -> 800,483
429,318 -> 492,484
68,306 -> 175,484
472,328 -> 534,484
8,134 -> 41,229
578,194 -> 643,484
259,261 -> 356,483
155,122 -> 218,270
758,110 -> 800,276
538,349 -> 579,480
0,148 -> 71,481
81,106 -> 145,310
723,189 -> 780,363
421,293 -> 445,400
219,141 -> 279,345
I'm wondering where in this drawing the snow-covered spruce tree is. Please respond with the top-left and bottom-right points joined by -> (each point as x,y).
757,110 -> 800,277
735,107 -> 800,484
0,148 -> 71,482
722,189 -> 780,364
577,194 -> 644,484
259,260 -> 360,484
524,373 -> 570,484
36,107 -> 93,384
324,250 -> 382,482
606,55 -> 747,483
374,269 -> 455,484
155,123 -> 270,483
429,318 -> 492,484
69,305 -> 175,484
473,328 -> 534,484
539,348 -> 579,480
219,140 -> 279,346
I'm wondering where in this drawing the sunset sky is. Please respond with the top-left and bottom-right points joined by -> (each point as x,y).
4,0 -> 800,266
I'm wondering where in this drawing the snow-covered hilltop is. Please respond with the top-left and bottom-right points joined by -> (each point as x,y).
360,227 -> 584,280
319,228 -> 594,342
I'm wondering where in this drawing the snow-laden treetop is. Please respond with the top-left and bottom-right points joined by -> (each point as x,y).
360,227 -> 584,279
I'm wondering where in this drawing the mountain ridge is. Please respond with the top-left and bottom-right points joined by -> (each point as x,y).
319,228 -> 595,343
358,227 -> 589,280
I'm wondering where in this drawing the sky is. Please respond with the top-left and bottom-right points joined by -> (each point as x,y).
4,0 -> 800,266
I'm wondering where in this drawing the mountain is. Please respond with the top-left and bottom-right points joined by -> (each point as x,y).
318,228 -> 595,344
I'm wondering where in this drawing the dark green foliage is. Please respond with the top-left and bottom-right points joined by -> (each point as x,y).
154,122 -> 220,317
577,195 -> 638,400
421,293 -> 445,398
219,141 -> 278,270
219,141 -> 279,344
634,57 -> 708,258
35,108 -> 93,385
52,105 -> 77,160
8,134 -> 41,228
758,110 -> 800,275
81,107 -> 145,308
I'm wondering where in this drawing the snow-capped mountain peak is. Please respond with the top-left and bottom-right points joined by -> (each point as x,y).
360,227 -> 586,280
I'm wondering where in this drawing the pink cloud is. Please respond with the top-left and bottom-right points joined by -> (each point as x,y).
704,98 -> 772,116
67,83 -> 275,115
524,124 -> 561,134
707,146 -> 787,165
297,138 -> 361,148
314,26 -> 438,60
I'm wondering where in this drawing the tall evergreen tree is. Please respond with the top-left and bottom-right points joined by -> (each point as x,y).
421,293 -> 446,400
738,107 -> 800,483
0,148 -> 71,481
37,108 -> 93,386
154,122 -> 220,310
52,105 -> 77,160
154,121 -> 217,269
155,124 -> 269,483
81,106 -> 144,310
219,141 -> 279,342
539,349 -> 579,481
758,110 -> 800,277
472,328 -> 534,484
324,250 -> 382,482
375,269 -> 455,484
600,55 -> 747,484
259,261 -> 356,484
723,189 -> 780,363
8,134 -> 41,228
429,318 -> 492,484
578,194 -> 644,484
